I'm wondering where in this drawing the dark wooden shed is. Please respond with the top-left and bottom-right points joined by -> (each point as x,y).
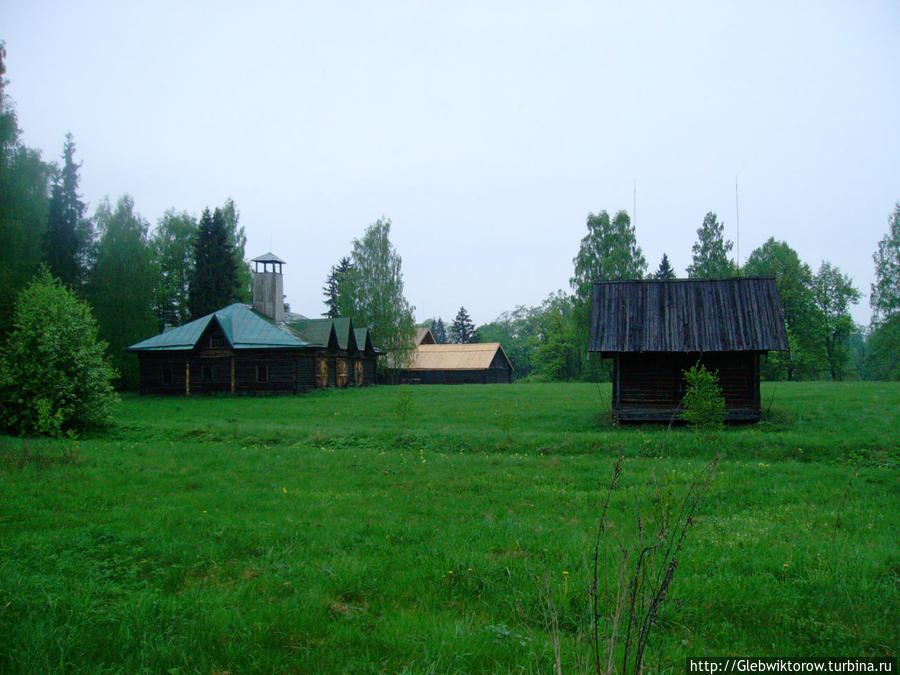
589,278 -> 789,423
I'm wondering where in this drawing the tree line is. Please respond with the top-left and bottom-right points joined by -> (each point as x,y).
0,45 -> 249,388
428,208 -> 900,382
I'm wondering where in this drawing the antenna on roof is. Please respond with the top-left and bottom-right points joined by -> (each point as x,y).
735,173 -> 741,270
633,179 -> 637,228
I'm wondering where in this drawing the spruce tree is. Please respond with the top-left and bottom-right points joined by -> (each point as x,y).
451,306 -> 475,343
189,207 -> 240,319
44,133 -> 91,288
322,256 -> 353,318
431,317 -> 448,344
653,253 -> 676,279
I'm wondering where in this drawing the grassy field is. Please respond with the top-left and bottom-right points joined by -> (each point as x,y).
1,382 -> 898,673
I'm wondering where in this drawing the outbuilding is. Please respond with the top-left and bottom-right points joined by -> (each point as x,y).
399,342 -> 514,384
589,277 -> 789,422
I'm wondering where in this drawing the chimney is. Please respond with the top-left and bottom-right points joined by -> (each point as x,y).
251,253 -> 285,322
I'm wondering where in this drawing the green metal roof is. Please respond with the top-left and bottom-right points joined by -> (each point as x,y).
331,317 -> 356,351
128,304 -> 308,352
285,318 -> 334,348
353,327 -> 385,355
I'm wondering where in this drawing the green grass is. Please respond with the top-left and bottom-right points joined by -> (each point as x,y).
1,382 -> 898,673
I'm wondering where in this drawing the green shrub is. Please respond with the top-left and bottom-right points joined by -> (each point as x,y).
681,362 -> 726,428
0,268 -> 118,436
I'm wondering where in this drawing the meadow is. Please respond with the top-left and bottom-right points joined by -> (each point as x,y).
1,382 -> 898,673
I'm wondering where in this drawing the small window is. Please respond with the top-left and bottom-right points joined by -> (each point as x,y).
161,368 -> 172,385
257,365 -> 268,383
210,335 -> 222,349
202,365 -> 212,382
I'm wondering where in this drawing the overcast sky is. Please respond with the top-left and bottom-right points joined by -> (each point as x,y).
4,1 -> 899,326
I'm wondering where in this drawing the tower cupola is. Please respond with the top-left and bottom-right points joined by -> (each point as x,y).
251,253 -> 285,322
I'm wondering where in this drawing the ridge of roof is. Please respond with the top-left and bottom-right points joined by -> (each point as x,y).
128,303 -> 308,351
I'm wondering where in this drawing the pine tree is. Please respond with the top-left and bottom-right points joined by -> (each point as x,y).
189,207 -> 240,319
322,256 -> 353,318
451,306 -> 475,344
431,317 -> 448,344
687,212 -> 735,278
44,133 -> 92,288
653,253 -> 676,279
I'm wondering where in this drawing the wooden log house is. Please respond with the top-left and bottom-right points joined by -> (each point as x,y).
589,278 -> 789,422
129,253 -> 381,394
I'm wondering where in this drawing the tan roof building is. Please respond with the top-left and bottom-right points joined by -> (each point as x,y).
400,342 -> 513,384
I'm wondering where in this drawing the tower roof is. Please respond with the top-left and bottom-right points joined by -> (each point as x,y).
251,252 -> 286,264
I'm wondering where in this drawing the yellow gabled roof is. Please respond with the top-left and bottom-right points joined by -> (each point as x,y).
406,343 -> 513,371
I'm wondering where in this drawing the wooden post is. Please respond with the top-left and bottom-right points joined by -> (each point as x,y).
185,360 -> 190,396
230,357 -> 235,393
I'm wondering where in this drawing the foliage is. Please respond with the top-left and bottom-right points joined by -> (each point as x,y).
570,210 -> 646,301
219,199 -> 251,303
686,211 -> 735,278
340,217 -> 416,368
570,210 -> 645,381
0,268 -> 117,435
43,133 -> 93,289
322,256 -> 353,318
431,317 -> 449,344
0,43 -> 51,335
451,306 -> 476,343
151,209 -> 197,328
681,363 -> 726,428
863,314 -> 900,380
652,252 -> 676,279
393,385 -> 415,427
89,196 -> 157,389
189,207 -> 240,320
477,306 -> 540,378
744,238 -> 824,380
870,202 -> 900,324
811,261 -> 860,380
532,291 -> 581,381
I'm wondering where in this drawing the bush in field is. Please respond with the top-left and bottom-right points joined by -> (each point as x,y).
0,268 -> 118,436
681,362 -> 726,428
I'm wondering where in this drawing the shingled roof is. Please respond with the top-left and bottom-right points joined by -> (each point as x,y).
589,278 -> 789,354
128,303 -> 308,352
